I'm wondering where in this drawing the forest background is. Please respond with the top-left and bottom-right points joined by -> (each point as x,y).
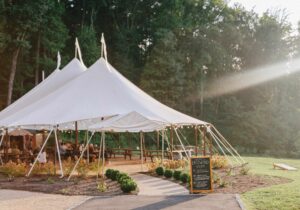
1,0 -> 300,157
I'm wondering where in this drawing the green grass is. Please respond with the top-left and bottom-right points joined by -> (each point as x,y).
241,156 -> 300,210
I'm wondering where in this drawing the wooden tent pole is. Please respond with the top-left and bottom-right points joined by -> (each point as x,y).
203,127 -> 207,156
209,135 -> 213,157
170,127 -> 174,160
75,121 -> 78,149
195,126 -> 198,156
140,132 -> 144,172
5,129 -> 8,162
156,131 -> 159,150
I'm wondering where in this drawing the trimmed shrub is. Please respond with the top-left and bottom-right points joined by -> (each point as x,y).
164,169 -> 173,178
180,173 -> 190,183
111,170 -> 120,181
105,169 -> 114,179
117,172 -> 130,183
173,170 -> 181,180
120,179 -> 137,193
155,167 -> 164,176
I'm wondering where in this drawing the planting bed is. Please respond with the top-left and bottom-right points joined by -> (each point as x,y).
0,173 -> 137,196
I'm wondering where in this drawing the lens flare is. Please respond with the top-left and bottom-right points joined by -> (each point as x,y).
205,58 -> 300,98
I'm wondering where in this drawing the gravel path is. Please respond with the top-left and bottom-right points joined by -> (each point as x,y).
0,189 -> 90,210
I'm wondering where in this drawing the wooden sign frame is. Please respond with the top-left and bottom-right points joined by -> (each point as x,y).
190,156 -> 213,193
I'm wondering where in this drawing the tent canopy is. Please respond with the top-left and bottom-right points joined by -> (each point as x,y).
0,58 -> 86,128
89,111 -> 167,133
6,58 -> 207,131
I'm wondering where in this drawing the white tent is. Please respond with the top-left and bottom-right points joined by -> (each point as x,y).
7,58 -> 207,129
89,111 -> 167,133
0,58 -> 86,128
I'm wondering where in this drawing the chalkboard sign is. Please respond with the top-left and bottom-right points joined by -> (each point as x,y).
190,156 -> 213,193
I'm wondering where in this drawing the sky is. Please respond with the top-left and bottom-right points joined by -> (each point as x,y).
229,0 -> 300,32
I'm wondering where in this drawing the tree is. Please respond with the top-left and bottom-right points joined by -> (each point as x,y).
0,0 -> 68,105
141,30 -> 185,108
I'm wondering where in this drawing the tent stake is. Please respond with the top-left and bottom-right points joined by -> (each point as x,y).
26,129 -> 54,177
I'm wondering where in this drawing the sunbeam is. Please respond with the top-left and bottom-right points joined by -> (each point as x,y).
205,58 -> 300,98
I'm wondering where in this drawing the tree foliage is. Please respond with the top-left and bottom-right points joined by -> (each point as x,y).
0,0 -> 300,157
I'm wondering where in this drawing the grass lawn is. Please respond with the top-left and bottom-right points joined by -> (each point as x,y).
241,156 -> 300,210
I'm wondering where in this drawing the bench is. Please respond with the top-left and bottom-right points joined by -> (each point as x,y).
108,148 -> 132,160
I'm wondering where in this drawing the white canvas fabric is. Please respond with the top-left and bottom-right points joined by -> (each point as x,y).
89,111 -> 167,132
7,58 -> 208,130
0,58 -> 86,127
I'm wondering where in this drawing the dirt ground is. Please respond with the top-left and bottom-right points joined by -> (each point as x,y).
145,166 -> 292,194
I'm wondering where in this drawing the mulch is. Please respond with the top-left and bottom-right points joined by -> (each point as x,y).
144,167 -> 292,194
0,173 -> 137,196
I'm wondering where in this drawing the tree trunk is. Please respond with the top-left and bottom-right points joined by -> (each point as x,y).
7,47 -> 21,106
35,32 -> 41,86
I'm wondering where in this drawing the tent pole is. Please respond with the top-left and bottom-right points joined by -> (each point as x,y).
97,132 -> 103,180
161,130 -> 164,164
156,131 -> 159,150
67,131 -> 95,181
195,126 -> 198,156
54,128 -> 64,178
26,129 -> 53,177
209,134 -> 213,157
75,121 -> 78,149
0,134 -> 4,165
86,131 -> 89,164
203,127 -> 206,156
140,132 -> 143,172
101,131 -> 105,178
170,127 -> 174,160
5,129 -> 8,162
0,134 -> 4,150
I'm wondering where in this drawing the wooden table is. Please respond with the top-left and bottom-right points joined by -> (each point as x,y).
108,148 -> 132,160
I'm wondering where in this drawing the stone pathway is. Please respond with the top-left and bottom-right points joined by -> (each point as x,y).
0,173 -> 242,210
131,173 -> 189,196
74,194 -> 241,210
74,174 -> 241,210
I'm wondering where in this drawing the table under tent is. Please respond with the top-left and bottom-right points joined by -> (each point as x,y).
0,35 -> 245,178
